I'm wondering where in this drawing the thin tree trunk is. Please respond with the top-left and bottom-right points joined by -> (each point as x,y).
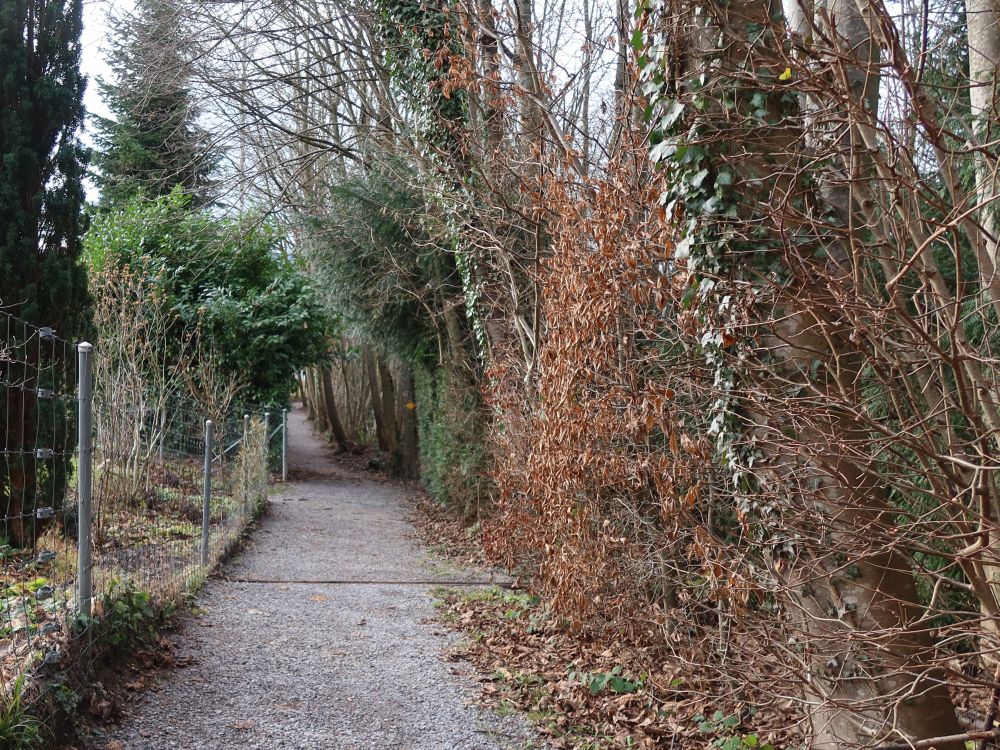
377,355 -> 402,472
301,369 -> 318,422
608,0 -> 630,153
321,366 -> 350,450
395,360 -> 419,480
514,0 -> 544,156
478,0 -> 503,153
363,349 -> 390,452
310,367 -> 327,430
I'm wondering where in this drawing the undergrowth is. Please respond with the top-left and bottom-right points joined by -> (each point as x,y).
12,483 -> 268,748
0,677 -> 43,749
434,587 -> 796,750
414,363 -> 492,517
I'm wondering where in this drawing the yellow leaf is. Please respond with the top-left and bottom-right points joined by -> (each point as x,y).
779,66 -> 792,81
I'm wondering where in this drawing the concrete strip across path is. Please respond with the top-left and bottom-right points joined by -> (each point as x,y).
92,405 -> 540,750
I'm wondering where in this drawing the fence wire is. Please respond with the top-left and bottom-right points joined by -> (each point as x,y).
0,311 -> 282,718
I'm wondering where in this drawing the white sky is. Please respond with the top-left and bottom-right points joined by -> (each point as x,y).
81,0 -> 123,126
80,0 -> 131,198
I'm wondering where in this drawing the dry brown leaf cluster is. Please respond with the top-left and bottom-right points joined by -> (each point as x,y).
437,589 -> 797,749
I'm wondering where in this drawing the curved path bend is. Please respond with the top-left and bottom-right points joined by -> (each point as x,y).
93,405 -> 539,750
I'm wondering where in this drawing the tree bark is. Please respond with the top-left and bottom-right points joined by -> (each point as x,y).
514,0 -> 544,156
968,0 -> 1000,280
966,0 -> 1000,666
477,0 -> 503,153
377,355 -> 402,472
395,360 -> 420,480
301,369 -> 317,422
666,0 -> 964,744
320,366 -> 350,450
311,367 -> 328,429
363,348 -> 390,452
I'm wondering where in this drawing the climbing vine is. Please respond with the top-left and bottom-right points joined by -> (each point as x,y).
635,0 -> 776,537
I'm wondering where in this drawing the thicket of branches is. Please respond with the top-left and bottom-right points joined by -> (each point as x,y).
120,0 -> 1000,744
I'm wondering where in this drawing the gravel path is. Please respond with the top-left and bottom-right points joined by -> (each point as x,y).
91,405 -> 540,750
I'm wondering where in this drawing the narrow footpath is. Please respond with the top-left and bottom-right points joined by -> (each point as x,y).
93,405 -> 540,750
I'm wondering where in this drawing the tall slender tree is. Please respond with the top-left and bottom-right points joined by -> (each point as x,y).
93,0 -> 216,205
0,0 -> 90,545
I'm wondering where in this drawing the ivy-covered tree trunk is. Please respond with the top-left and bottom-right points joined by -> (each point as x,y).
643,0 -> 963,744
0,0 -> 89,547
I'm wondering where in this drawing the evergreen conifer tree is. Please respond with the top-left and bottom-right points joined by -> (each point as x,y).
93,0 -> 215,205
0,0 -> 90,544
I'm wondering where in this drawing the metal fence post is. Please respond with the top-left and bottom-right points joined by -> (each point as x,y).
264,411 -> 271,473
200,419 -> 213,566
77,342 -> 93,618
243,414 -> 250,509
281,408 -> 288,481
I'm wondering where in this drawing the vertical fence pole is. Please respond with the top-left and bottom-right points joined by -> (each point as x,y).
264,411 -> 271,474
200,419 -> 213,566
281,408 -> 288,482
77,342 -> 93,618
243,414 -> 250,510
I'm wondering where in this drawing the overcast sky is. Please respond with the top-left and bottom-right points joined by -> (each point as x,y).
80,0 -> 110,122
81,0 -> 126,131
80,0 -> 129,198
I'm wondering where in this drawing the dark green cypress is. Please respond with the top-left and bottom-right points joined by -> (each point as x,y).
0,0 -> 90,546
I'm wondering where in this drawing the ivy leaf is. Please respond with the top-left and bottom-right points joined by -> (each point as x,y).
660,100 -> 685,129
649,140 -> 677,162
630,27 -> 644,52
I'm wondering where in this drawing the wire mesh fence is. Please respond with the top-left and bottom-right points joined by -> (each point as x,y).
0,310 -> 284,717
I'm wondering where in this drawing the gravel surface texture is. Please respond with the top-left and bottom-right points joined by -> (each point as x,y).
90,406 -> 541,750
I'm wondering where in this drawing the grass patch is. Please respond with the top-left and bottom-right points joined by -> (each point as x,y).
0,677 -> 43,749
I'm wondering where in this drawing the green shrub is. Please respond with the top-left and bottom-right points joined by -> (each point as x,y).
100,581 -> 157,647
414,364 -> 492,515
84,190 -> 331,405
